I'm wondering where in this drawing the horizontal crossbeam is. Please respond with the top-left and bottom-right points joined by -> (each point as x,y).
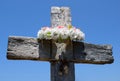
7,36 -> 114,64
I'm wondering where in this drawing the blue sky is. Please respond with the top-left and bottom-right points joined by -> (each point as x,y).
0,0 -> 120,81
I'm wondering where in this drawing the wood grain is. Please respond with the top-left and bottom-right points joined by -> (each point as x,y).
7,36 -> 114,64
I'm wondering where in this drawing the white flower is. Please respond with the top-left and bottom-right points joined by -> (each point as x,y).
52,28 -> 60,40
37,26 -> 85,41
44,28 -> 52,39
37,30 -> 44,39
69,28 -> 77,40
80,31 -> 85,40
60,28 -> 69,39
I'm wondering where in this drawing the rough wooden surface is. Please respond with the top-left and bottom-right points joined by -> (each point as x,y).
51,62 -> 75,81
51,7 -> 75,81
52,40 -> 73,61
7,36 -> 51,61
73,41 -> 113,64
7,36 -> 114,64
7,36 -> 39,60
51,7 -> 71,27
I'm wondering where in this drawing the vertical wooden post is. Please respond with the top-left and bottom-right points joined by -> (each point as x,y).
50,7 -> 75,81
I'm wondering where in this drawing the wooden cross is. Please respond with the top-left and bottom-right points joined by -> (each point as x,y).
7,7 -> 114,81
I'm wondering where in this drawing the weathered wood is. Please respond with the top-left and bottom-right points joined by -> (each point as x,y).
51,40 -> 73,61
7,36 -> 39,60
51,62 -> 75,81
73,41 -> 113,64
51,7 -> 71,27
51,7 -> 75,81
7,36 -> 114,64
7,36 -> 51,61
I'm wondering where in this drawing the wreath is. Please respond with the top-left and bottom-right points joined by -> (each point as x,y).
37,25 -> 85,41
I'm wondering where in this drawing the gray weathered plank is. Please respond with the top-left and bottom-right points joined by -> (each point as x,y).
51,7 -> 75,81
7,36 -> 39,60
7,36 -> 114,64
51,62 -> 75,81
7,36 -> 51,61
73,41 -> 114,64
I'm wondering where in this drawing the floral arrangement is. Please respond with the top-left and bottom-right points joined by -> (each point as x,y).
37,25 -> 85,41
